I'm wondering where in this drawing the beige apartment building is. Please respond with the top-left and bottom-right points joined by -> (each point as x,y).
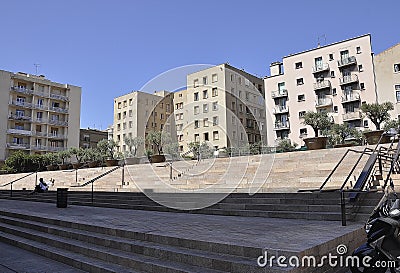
176,63 -> 266,152
113,90 -> 173,156
375,43 -> 400,118
0,70 -> 81,163
264,34 -> 377,146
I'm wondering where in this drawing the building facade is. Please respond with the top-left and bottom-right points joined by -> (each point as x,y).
375,43 -> 400,119
0,70 -> 81,162
113,90 -> 174,156
177,63 -> 266,152
79,128 -> 108,149
264,34 -> 377,145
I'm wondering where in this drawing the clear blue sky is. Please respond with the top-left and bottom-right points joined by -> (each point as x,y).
1,0 -> 399,129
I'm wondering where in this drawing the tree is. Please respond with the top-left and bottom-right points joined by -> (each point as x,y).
57,150 -> 71,165
383,119 -> 400,132
146,131 -> 170,155
360,102 -> 394,130
69,147 -> 85,163
97,139 -> 118,160
123,136 -> 144,157
276,139 -> 298,152
330,123 -> 362,145
302,111 -> 331,137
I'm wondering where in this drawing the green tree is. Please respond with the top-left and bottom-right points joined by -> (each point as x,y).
360,102 -> 394,130
123,136 -> 144,157
146,131 -> 170,155
302,111 -> 332,137
276,139 -> 298,152
97,139 -> 118,160
330,123 -> 362,145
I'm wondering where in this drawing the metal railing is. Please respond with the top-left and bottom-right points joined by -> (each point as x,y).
341,93 -> 360,103
315,97 -> 333,107
271,89 -> 288,98
338,56 -> 357,67
0,171 -> 38,197
340,74 -> 359,85
343,111 -> 362,121
312,63 -> 330,73
313,80 -> 331,90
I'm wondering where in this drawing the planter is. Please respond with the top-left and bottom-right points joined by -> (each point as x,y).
333,143 -> 354,148
58,164 -> 69,170
363,130 -> 391,145
72,162 -> 83,169
150,154 -> 165,163
105,159 -> 119,167
46,165 -> 58,171
88,161 -> 99,168
303,137 -> 328,150
124,157 -> 141,165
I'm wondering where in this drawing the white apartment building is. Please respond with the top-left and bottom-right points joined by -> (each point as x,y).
264,34 -> 377,145
113,90 -> 173,156
375,43 -> 400,118
0,70 -> 81,163
176,63 -> 266,152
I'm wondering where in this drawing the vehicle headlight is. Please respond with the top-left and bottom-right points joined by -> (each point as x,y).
389,208 -> 400,217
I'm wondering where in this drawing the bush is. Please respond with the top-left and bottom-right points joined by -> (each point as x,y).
276,139 -> 298,152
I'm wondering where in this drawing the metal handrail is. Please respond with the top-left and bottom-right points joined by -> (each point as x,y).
0,171 -> 37,197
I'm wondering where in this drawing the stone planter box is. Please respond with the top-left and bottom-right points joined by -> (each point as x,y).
363,130 -> 391,145
303,137 -> 328,150
105,159 -> 119,167
151,154 -> 165,163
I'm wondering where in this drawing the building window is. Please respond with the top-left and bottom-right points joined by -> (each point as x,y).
129,99 -> 133,105
180,113 -> 183,120
212,88 -> 218,97
117,113 -> 121,120
334,106 -> 338,113
194,120 -> 199,129
203,104 -> 208,113
364,120 -> 369,127
356,46 -> 361,54
330,71 -> 335,78
160,113 -> 164,120
212,74 -> 218,83
230,74 -> 234,81
295,62 -> 303,69
123,123 -> 126,130
245,92 -> 249,101
213,131 -> 219,140
213,116 -> 218,126
238,90 -> 242,98
360,83 -> 365,90
194,92 -> 199,101
298,94 -> 305,101
203,118 -> 209,127
194,134 -> 200,142
232,116 -> 236,125
123,111 -> 126,119
299,111 -> 306,118
129,110 -> 133,117
203,90 -> 208,99
117,124 -> 121,131
239,104 -> 243,112
358,65 -> 363,72
296,78 -> 304,85
395,84 -> 400,91
396,91 -> 400,102
329,54 -> 334,61
203,77 -> 208,85
300,128 -> 307,137
194,106 -> 199,115
394,64 -> 400,73
83,134 -> 90,142
204,132 -> 209,141
118,102 -> 121,109
123,101 -> 127,107
212,102 -> 218,111
238,77 -> 242,85
194,79 -> 199,88
129,121 -> 133,128
332,88 -> 337,96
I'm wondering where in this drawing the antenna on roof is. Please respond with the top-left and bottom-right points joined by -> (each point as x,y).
317,35 -> 327,48
34,63 -> 40,75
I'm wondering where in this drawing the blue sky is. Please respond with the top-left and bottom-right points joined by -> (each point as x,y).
1,0 -> 399,129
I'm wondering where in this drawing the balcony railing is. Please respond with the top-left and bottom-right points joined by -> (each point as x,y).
274,121 -> 290,130
8,114 -> 32,121
33,131 -> 48,137
312,63 -> 330,73
6,128 -> 32,136
341,93 -> 361,103
31,145 -> 48,151
6,143 -> 30,149
273,105 -> 289,114
48,120 -> 68,126
315,97 -> 333,107
271,89 -> 288,98
343,111 -> 362,121
313,80 -> 331,91
33,118 -> 48,124
49,106 -> 69,113
33,90 -> 50,98
338,56 -> 357,67
340,74 -> 359,85
9,100 -> 33,108
10,86 -> 33,95
33,104 -> 47,110
50,93 -> 69,101
48,133 -> 67,139
48,146 -> 66,152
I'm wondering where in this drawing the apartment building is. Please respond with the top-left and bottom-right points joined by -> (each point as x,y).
79,128 -> 108,149
176,63 -> 266,152
0,70 -> 81,162
264,34 -> 376,145
113,90 -> 173,156
375,43 -> 400,119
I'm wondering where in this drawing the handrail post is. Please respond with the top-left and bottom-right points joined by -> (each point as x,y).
75,168 -> 78,182
341,191 -> 347,226
10,182 -> 13,197
91,182 -> 94,205
35,172 -> 38,185
170,162 -> 172,180
122,164 -> 125,185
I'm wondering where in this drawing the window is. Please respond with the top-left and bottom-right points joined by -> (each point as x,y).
212,102 -> 218,111
298,94 -> 305,101
245,78 -> 250,87
117,113 -> 121,120
166,104 -> 170,112
117,124 -> 121,131
238,77 -> 242,85
212,74 -> 218,83
194,92 -> 199,101
129,110 -> 132,117
118,102 -> 121,109
194,120 -> 199,129
123,111 -> 126,119
194,106 -> 199,115
123,101 -> 127,107
334,106 -> 338,113
204,132 -> 209,141
296,78 -> 304,85
203,104 -> 208,113
123,123 -> 126,130
160,113 -> 164,120
213,116 -> 218,126
245,92 -> 249,101
230,74 -> 234,81
239,104 -> 243,112
129,99 -> 132,106
230,87 -> 235,95
180,113 -> 183,120
364,120 -> 369,127
332,88 -> 337,96
358,65 -> 363,72
394,64 -> 400,73
203,90 -> 208,99
129,121 -> 133,128
194,134 -> 200,142
329,54 -> 334,61
233,131 -> 236,140
360,83 -> 365,90
176,114 -> 180,120
340,50 -> 349,60
232,116 -> 236,125
213,131 -> 219,140
37,112 -> 43,119
330,71 -> 335,78
212,88 -> 218,97
231,101 -> 236,110
238,90 -> 242,98
299,111 -> 306,118
194,79 -> 199,88
295,62 -> 303,69
300,128 -> 307,136
395,85 -> 400,91
203,77 -> 208,85
203,118 -> 209,127
356,46 -> 361,54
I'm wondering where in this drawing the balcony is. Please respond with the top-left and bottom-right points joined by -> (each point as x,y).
338,56 -> 357,68
271,89 -> 288,98
6,143 -> 30,149
31,145 -> 48,151
6,128 -> 32,136
33,131 -> 48,137
313,80 -> 331,91
48,119 -> 68,126
315,97 -> 333,108
343,111 -> 362,121
33,104 -> 47,110
274,121 -> 290,130
312,63 -> 330,74
49,106 -> 69,113
341,93 -> 361,103
33,118 -> 48,124
33,90 -> 50,98
48,133 -> 67,139
340,74 -> 359,85
9,100 -> 33,109
48,146 -> 66,152
273,105 -> 289,114
8,114 -> 31,121
50,93 -> 69,102
10,86 -> 33,95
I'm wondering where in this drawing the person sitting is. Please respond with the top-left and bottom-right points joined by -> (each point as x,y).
31,178 -> 49,194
